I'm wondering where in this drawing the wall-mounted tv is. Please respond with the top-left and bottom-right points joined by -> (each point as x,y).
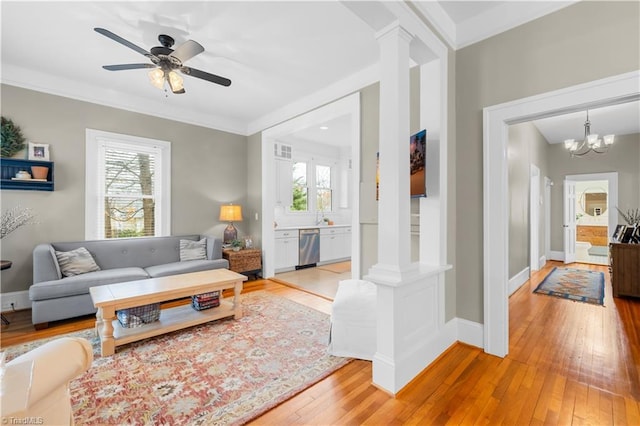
410,129 -> 427,198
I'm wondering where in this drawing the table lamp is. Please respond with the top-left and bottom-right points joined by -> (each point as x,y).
219,204 -> 243,243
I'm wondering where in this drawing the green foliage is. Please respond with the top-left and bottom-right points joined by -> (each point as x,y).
291,176 -> 307,211
113,229 -> 144,238
230,239 -> 243,248
1,117 -> 26,158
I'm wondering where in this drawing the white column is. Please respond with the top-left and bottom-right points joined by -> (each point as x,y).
367,22 -> 416,394
374,23 -> 413,276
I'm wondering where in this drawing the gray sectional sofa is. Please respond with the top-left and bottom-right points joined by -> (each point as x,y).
30,235 -> 229,329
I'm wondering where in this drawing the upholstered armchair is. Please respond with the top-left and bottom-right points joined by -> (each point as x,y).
2,337 -> 93,425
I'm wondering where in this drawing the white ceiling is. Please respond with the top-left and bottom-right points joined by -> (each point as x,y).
532,101 -> 640,144
2,0 -> 609,143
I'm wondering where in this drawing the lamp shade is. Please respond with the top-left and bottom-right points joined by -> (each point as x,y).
219,205 -> 243,222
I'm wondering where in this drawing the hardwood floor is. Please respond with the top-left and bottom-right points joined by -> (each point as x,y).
2,261 -> 639,424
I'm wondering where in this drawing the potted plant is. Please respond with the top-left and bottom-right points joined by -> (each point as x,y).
230,239 -> 243,252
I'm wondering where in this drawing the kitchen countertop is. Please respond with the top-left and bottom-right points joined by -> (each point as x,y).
275,224 -> 351,231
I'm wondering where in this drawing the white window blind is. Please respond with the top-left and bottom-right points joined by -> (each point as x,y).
86,129 -> 171,240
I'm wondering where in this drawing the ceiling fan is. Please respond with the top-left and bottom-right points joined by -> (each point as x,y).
94,27 -> 231,94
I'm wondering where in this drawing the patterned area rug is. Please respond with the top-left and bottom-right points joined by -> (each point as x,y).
533,267 -> 605,306
3,291 -> 350,425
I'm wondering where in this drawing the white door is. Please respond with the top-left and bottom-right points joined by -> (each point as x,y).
530,165 -> 540,273
563,179 -> 577,264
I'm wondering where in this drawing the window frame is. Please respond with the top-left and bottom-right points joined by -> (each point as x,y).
85,129 -> 171,240
287,154 -> 335,215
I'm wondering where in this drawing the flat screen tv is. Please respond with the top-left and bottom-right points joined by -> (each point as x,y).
410,129 -> 427,198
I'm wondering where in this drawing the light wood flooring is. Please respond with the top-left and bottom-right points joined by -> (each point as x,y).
274,261 -> 351,300
2,261 -> 639,424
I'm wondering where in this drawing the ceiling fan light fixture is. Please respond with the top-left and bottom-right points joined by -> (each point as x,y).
148,68 -> 165,89
167,70 -> 184,93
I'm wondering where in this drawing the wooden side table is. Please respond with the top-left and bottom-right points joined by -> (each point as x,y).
223,248 -> 262,279
1,261 -> 12,325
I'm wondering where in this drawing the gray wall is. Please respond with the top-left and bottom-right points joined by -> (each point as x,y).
548,133 -> 640,250
507,122 -> 549,278
246,132 -> 263,250
455,1 -> 640,323
1,84 -> 248,293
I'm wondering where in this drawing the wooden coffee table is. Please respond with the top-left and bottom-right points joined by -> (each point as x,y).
89,269 -> 247,356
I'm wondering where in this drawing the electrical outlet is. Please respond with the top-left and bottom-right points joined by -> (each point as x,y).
1,296 -> 17,311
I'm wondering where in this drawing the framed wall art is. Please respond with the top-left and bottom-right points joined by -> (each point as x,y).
28,142 -> 50,161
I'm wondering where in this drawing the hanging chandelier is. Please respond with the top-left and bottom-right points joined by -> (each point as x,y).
564,110 -> 614,156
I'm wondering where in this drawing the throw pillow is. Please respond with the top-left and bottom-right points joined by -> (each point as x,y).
54,247 -> 101,277
180,238 -> 207,261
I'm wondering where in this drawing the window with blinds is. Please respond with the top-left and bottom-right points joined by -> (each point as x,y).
86,129 -> 171,240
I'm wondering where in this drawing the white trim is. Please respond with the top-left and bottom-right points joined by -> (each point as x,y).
3,63 -> 247,136
530,164 -> 540,273
509,267 -> 530,296
544,176 -> 552,260
539,255 -> 547,269
549,250 -> 565,262
565,172 -> 618,239
410,2 -> 456,49
456,2 -> 577,49
85,129 -> 171,240
456,318 -> 484,349
249,64 -> 378,136
484,70 -> 640,358
262,93 -> 361,279
0,290 -> 31,312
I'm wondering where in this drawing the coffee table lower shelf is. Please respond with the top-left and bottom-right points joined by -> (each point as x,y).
109,300 -> 235,346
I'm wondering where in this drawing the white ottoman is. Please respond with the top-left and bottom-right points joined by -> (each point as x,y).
328,279 -> 377,361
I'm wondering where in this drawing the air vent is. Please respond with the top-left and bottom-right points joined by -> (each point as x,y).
274,143 -> 292,159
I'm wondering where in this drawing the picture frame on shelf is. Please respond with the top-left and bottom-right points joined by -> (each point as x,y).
244,236 -> 253,249
612,224 -> 626,242
28,142 -> 50,161
620,226 -> 635,244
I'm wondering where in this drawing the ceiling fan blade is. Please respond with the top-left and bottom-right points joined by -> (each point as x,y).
102,64 -> 157,71
170,40 -> 204,63
94,27 -> 152,58
180,66 -> 231,87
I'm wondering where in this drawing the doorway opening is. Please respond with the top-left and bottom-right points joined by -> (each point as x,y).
564,173 -> 618,266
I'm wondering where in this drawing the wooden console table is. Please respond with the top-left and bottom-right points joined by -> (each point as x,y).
610,243 -> 640,298
89,269 -> 247,356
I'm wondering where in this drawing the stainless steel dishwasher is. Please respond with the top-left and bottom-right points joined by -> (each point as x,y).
297,228 -> 320,269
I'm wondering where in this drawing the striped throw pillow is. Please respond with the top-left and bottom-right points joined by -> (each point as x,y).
54,247 -> 101,277
180,238 -> 207,261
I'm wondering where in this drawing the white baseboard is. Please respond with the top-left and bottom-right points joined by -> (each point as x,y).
0,290 -> 30,312
549,250 -> 564,262
456,317 -> 484,348
508,267 -> 530,296
539,255 -> 546,269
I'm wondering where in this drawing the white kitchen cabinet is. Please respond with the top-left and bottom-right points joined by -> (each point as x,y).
274,229 -> 298,271
320,227 -> 351,263
275,158 -> 292,208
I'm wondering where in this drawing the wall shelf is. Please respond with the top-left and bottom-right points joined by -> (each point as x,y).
0,158 -> 55,191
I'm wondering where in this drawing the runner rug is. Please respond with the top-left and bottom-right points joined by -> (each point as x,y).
3,291 -> 350,425
533,267 -> 605,306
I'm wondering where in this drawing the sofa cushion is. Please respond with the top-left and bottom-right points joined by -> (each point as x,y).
179,239 -> 207,261
29,267 -> 149,301
54,247 -> 101,277
145,259 -> 229,278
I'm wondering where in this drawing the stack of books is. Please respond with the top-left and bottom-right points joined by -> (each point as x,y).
191,291 -> 220,311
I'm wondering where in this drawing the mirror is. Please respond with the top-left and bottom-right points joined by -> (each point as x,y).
579,189 -> 607,216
